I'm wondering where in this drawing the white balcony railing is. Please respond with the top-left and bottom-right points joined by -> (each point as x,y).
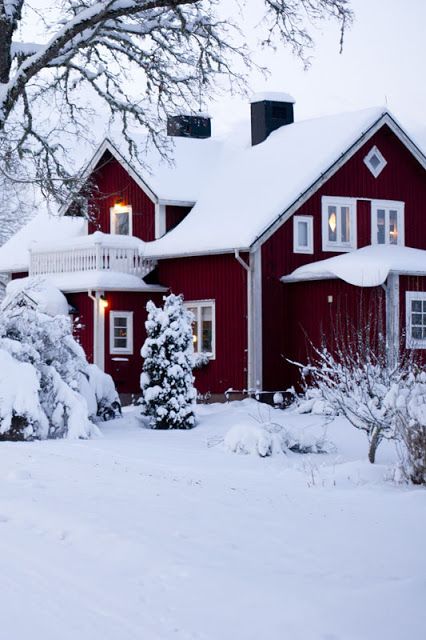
29,242 -> 155,279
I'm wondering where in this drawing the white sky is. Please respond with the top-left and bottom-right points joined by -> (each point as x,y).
209,0 -> 426,143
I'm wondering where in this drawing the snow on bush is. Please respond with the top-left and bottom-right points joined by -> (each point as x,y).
0,280 -> 121,440
86,364 -> 121,421
140,294 -> 196,429
225,419 -> 333,458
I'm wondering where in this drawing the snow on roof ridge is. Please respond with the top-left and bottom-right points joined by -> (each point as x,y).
282,245 -> 426,287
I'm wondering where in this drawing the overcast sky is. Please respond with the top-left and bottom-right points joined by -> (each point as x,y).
209,0 -> 426,143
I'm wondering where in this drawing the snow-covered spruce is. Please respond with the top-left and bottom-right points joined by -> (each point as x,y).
140,294 -> 196,430
0,279 -> 119,440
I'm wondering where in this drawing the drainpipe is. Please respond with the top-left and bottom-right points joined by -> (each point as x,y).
382,273 -> 400,370
234,250 -> 253,391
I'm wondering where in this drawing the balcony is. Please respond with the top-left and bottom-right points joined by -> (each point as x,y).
29,232 -> 155,280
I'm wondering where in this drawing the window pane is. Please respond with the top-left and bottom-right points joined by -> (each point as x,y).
412,300 -> 422,312
328,206 -> 337,242
377,209 -> 385,244
201,306 -> 213,352
412,326 -> 422,340
297,221 -> 308,247
369,154 -> 380,170
192,319 -> 199,352
423,301 -> 426,312
340,206 -> 350,243
389,210 -> 398,244
412,313 -> 422,325
114,317 -> 127,328
114,337 -> 127,348
114,212 -> 129,235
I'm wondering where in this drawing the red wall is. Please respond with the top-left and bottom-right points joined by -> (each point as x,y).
262,124 -> 426,390
88,151 -> 156,241
158,254 -> 248,394
67,292 -> 95,363
400,276 -> 426,366
165,205 -> 192,233
103,291 -> 164,394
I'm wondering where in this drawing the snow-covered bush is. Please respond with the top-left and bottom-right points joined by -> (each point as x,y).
85,364 -> 121,421
140,294 -> 196,429
225,419 -> 333,457
0,279 -> 120,440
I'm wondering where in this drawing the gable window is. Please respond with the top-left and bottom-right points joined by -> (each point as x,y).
322,196 -> 357,252
185,300 -> 215,358
293,215 -> 313,254
110,311 -> 133,354
371,200 -> 404,246
406,292 -> 426,349
110,203 -> 133,235
364,146 -> 387,178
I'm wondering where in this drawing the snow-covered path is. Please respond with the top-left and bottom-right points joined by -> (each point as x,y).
0,401 -> 424,640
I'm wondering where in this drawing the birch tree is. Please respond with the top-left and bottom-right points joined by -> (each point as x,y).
0,0 -> 352,205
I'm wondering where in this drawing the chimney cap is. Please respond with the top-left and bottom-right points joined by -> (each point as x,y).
250,91 -> 295,105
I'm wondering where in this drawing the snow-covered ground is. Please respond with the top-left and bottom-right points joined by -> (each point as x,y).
0,399 -> 424,640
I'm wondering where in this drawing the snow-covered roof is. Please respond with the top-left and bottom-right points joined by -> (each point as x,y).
12,272 -> 166,294
250,91 -> 295,104
144,107 -> 413,258
281,245 -> 426,287
0,211 -> 87,272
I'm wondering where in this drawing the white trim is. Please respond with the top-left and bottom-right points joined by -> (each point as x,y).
406,291 -> 426,349
321,196 -> 357,252
184,299 -> 216,359
371,200 -> 405,246
110,311 -> 134,354
251,248 -> 263,390
110,204 -> 133,236
293,215 -> 313,254
364,145 -> 387,178
155,203 -> 166,239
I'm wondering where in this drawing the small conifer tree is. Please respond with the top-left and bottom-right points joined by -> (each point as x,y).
140,294 -> 196,429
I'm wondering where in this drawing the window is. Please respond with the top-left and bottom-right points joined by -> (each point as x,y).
110,311 -> 133,354
371,200 -> 404,246
406,292 -> 426,349
293,215 -> 313,254
322,196 -> 357,252
364,146 -> 387,178
185,300 -> 215,358
110,203 -> 133,235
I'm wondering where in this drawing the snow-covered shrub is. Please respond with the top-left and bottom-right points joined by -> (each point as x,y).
86,364 -> 121,421
0,279 -> 110,440
225,419 -> 333,457
140,294 -> 196,429
387,372 -> 426,485
191,351 -> 210,369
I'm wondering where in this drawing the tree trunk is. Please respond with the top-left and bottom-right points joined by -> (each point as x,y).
368,427 -> 381,464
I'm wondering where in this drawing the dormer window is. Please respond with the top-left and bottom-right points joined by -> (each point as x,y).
322,196 -> 357,252
371,200 -> 404,246
364,146 -> 387,178
110,203 -> 132,235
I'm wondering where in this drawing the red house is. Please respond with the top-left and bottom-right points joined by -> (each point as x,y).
1,94 -> 425,398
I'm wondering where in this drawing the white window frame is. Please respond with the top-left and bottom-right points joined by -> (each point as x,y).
293,215 -> 314,254
364,145 -> 387,178
321,196 -> 357,252
184,300 -> 216,359
406,292 -> 426,349
371,200 -> 405,246
110,311 -> 133,354
110,204 -> 133,236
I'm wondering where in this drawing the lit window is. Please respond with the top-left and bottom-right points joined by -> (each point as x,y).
185,300 -> 215,358
293,215 -> 313,254
110,311 -> 133,354
110,203 -> 133,235
364,146 -> 387,178
371,200 -> 404,246
322,196 -> 357,252
406,292 -> 426,349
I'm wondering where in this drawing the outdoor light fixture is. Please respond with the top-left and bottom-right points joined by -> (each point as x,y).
100,295 -> 109,309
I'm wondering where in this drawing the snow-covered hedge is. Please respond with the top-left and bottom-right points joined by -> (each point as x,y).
225,420 -> 333,457
140,294 -> 196,429
0,279 -> 120,440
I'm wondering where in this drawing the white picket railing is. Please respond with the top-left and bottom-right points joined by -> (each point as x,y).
29,243 -> 155,279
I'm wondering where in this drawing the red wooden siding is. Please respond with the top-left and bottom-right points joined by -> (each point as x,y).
103,291 -> 164,394
400,276 -> 426,366
11,272 -> 28,279
158,254 -> 248,394
67,292 -> 94,363
165,205 -> 192,233
88,151 -> 156,241
262,123 -> 426,390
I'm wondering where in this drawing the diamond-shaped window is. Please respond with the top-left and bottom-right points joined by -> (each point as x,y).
364,145 -> 387,178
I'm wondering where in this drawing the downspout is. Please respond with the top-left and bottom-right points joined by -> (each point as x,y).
234,250 -> 253,391
88,290 -> 100,368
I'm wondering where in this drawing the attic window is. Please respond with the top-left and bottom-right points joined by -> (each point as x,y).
364,146 -> 387,178
110,203 -> 132,235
